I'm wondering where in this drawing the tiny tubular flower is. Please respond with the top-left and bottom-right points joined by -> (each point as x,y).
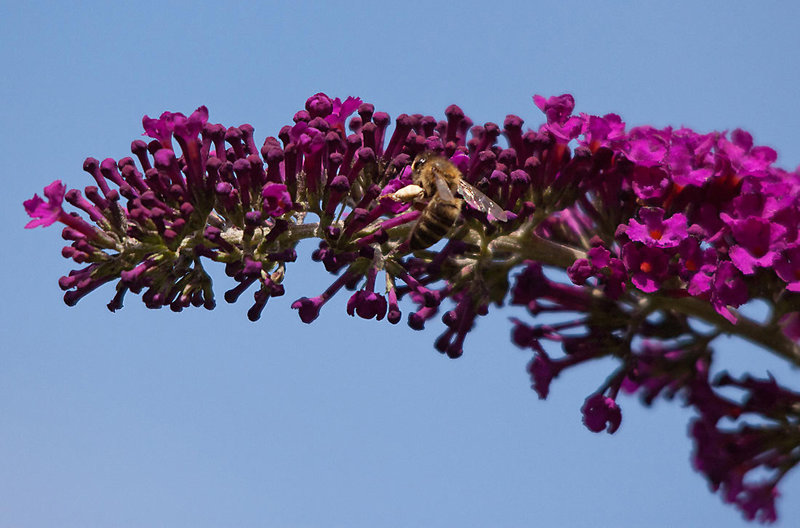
581,393 -> 622,434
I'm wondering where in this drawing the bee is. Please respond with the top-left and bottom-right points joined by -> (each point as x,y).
391,151 -> 508,250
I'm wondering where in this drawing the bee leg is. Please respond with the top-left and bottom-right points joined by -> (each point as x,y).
389,184 -> 425,202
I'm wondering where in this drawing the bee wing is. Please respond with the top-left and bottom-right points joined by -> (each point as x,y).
457,180 -> 509,222
433,172 -> 456,201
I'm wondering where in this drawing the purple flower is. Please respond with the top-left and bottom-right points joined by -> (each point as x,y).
567,258 -> 594,285
378,175 -> 415,215
533,94 -> 575,125
142,111 -> 177,146
288,120 -> 322,147
581,393 -> 621,434
736,484 -> 779,524
711,262 -> 749,323
511,318 -> 538,349
347,290 -> 387,320
579,113 -> 626,151
667,131 -> 716,187
305,92 -> 333,118
574,246 -> 627,300
688,268 -> 713,297
291,296 -> 325,323
449,151 -> 470,173
621,242 -> 670,293
775,244 -> 800,291
715,372 -> 800,417
172,106 -> 208,143
587,246 -> 612,268
346,268 -> 387,321
24,180 -> 103,241
630,166 -> 671,200
626,208 -> 688,249
510,261 -> 550,307
599,258 -> 627,300
740,146 -> 778,173
677,237 -> 717,281
566,246 -> 625,299
527,353 -> 558,399
291,271 -> 355,323
24,180 -> 66,228
626,129 -> 668,167
729,191 -> 771,219
143,107 -> 207,148
386,286 -> 401,325
690,416 -> 786,523
721,214 -> 785,275
262,183 -> 293,217
324,96 -> 362,131
545,116 -> 584,144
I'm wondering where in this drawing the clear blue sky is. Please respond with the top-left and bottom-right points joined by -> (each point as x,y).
3,2 -> 799,526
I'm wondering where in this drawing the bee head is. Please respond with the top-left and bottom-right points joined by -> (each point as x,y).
411,151 -> 432,174
411,150 -> 442,173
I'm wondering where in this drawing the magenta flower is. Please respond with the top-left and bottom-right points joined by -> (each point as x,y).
630,166 -> 671,200
626,129 -> 668,167
740,146 -> 778,173
305,92 -> 333,118
621,242 -> 670,293
143,105 -> 208,151
262,183 -> 293,217
24,180 -> 66,228
566,246 -> 626,299
291,296 -> 326,323
667,130 -> 716,187
626,208 -> 688,249
510,261 -> 551,308
142,111 -> 177,146
567,258 -> 594,285
24,180 -> 103,242
723,215 -> 786,275
533,94 -> 583,143
533,94 -> 575,124
347,290 -> 387,320
579,113 -> 626,151
677,237 -> 717,281
737,484 -> 779,524
600,258 -> 627,300
587,246 -> 612,268
172,105 -> 208,143
386,286 -> 401,325
346,268 -> 387,321
711,262 -> 749,323
688,269 -> 713,297
527,353 -> 557,399
325,96 -> 362,131
691,415 -> 787,523
774,245 -> 800,290
545,117 -> 584,143
581,393 -> 621,434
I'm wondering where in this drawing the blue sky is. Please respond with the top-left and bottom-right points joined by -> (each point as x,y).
3,1 -> 800,526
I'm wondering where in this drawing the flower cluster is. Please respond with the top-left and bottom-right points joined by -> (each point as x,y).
25,92 -> 800,522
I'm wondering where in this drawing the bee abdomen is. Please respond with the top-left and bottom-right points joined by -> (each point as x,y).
409,199 -> 461,250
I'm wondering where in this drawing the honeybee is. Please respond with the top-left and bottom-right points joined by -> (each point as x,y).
391,151 -> 508,250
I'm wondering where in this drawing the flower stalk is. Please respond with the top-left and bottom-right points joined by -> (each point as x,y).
24,92 -> 800,523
